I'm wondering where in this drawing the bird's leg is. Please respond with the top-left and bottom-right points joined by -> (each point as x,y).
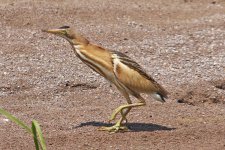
109,90 -> 132,123
99,102 -> 145,133
99,94 -> 146,133
110,94 -> 145,122
98,90 -> 132,133
110,101 -> 146,122
120,107 -> 132,123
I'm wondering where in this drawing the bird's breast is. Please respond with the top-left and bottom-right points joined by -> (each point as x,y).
72,45 -> 115,81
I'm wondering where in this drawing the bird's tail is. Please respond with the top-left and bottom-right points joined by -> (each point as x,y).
151,92 -> 167,103
150,84 -> 168,103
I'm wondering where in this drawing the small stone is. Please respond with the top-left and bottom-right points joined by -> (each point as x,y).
177,99 -> 184,103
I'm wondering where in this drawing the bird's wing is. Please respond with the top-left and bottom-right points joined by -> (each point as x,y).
111,50 -> 155,82
111,50 -> 168,98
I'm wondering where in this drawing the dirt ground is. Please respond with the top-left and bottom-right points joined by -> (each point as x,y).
0,0 -> 225,149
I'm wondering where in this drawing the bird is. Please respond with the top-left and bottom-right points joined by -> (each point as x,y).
42,26 -> 168,132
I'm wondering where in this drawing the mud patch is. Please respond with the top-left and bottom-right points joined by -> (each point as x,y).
0,79 -> 32,96
211,79 -> 225,90
177,81 -> 225,106
56,81 -> 98,92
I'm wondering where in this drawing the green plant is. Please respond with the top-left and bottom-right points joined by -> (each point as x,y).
0,108 -> 47,150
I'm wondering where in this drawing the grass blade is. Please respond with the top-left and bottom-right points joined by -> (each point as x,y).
32,122 -> 40,150
0,108 -> 32,134
32,120 -> 47,150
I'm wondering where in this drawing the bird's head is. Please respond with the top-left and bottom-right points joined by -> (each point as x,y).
42,26 -> 89,45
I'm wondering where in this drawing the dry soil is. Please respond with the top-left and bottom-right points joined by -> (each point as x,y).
0,0 -> 225,149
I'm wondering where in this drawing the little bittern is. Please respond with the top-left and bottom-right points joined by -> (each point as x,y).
42,26 -> 168,132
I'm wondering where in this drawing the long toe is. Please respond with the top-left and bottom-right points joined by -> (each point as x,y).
98,125 -> 129,133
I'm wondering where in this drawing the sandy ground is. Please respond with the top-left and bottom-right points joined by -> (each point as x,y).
0,0 -> 225,149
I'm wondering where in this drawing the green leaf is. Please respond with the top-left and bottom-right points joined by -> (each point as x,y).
32,122 -> 40,150
0,108 -> 32,134
32,120 -> 47,150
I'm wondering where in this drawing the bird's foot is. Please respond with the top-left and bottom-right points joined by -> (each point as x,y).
98,124 -> 129,133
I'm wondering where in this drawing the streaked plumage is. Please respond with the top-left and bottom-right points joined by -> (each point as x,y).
43,26 -> 168,132
111,51 -> 168,98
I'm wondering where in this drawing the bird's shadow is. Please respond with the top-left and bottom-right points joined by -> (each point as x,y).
73,121 -> 175,132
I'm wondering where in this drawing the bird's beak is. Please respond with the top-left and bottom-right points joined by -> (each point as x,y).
42,28 -> 62,35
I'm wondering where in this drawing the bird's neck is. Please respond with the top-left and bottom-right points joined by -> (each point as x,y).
72,34 -> 89,46
72,41 -> 89,52
70,36 -> 90,57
